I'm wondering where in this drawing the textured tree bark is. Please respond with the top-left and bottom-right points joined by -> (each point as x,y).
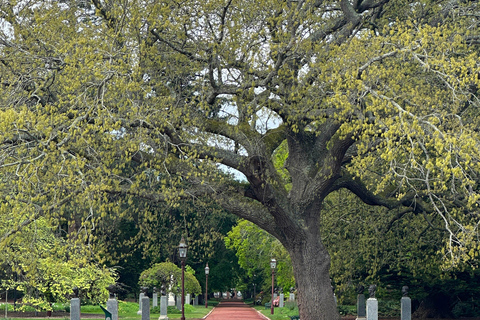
286,229 -> 340,320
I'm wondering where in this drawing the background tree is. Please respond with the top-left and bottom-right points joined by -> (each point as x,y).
139,262 -> 201,296
322,189 -> 480,318
0,216 -> 116,310
96,196 -> 237,295
201,244 -> 242,294
225,220 -> 294,293
1,1 -> 480,319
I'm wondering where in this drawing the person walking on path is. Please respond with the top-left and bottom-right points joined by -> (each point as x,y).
203,300 -> 268,320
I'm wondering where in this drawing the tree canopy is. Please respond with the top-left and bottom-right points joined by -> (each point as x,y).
1,0 -> 480,319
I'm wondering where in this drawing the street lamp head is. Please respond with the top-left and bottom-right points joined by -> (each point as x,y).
270,258 -> 277,269
178,236 -> 187,260
205,263 -> 210,275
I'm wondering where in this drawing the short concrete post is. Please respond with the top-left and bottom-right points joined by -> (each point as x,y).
137,292 -> 144,315
401,297 -> 411,320
279,293 -> 284,308
159,296 -> 168,320
153,288 -> 158,307
366,285 -> 378,320
356,293 -> 366,319
70,298 -> 81,320
176,294 -> 182,311
401,286 -> 411,320
106,298 -> 118,320
141,295 -> 150,320
168,293 -> 175,306
366,298 -> 378,320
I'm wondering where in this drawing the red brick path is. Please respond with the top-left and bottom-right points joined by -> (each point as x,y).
203,301 -> 268,320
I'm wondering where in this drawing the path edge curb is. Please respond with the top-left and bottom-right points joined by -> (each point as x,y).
255,309 -> 272,320
202,307 -> 215,319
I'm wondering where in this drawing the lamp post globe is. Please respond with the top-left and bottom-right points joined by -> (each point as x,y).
270,258 -> 277,269
179,236 -> 187,259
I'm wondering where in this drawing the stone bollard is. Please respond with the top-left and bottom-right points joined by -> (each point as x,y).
70,298 -> 81,320
401,286 -> 411,320
159,295 -> 169,320
137,292 -> 144,315
279,293 -> 284,308
168,293 -> 175,306
366,285 -> 378,320
356,285 -> 366,320
70,287 -> 81,320
141,294 -> 150,320
176,294 -> 182,311
153,287 -> 158,307
107,298 -> 118,320
106,285 -> 119,320
159,285 -> 169,320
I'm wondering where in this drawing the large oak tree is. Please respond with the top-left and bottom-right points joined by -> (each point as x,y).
1,0 -> 480,319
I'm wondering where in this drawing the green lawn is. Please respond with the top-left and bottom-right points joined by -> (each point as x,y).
0,301 -> 213,320
255,305 -> 300,320
99,301 -> 213,320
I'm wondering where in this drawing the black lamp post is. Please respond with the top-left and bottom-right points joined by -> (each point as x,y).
205,263 -> 210,308
178,236 -> 187,320
270,258 -> 276,315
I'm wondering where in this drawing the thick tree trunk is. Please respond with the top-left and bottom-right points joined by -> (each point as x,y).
285,220 -> 340,320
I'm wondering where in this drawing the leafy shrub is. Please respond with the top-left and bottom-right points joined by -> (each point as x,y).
452,301 -> 480,318
284,301 -> 297,311
18,305 -> 37,312
261,295 -> 271,305
337,304 -> 356,316
167,306 -> 180,314
378,299 -> 400,317
184,304 -> 196,313
0,303 -> 13,311
165,304 -> 196,314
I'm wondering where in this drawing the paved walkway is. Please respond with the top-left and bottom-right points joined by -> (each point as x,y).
204,300 -> 268,320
